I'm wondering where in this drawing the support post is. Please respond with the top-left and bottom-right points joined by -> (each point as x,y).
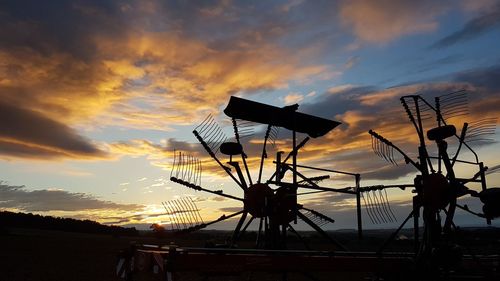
355,174 -> 363,240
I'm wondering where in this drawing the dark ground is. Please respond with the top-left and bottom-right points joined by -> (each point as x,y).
1,226 -> 499,281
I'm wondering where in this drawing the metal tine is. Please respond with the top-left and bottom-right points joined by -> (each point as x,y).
440,94 -> 468,104
184,198 -> 196,227
369,191 -> 382,224
442,105 -> 469,115
366,191 -> 381,224
172,200 -> 186,229
469,117 -> 498,124
186,155 -> 192,182
169,200 -> 183,229
177,198 -> 191,227
371,136 -> 382,158
170,149 -> 176,178
198,159 -> 203,186
390,146 -> 398,165
375,190 -> 390,222
378,190 -> 393,222
197,116 -> 216,135
439,89 -> 466,98
361,192 -> 376,224
194,114 -> 213,132
205,124 -> 222,145
191,198 -> 203,225
162,202 -> 175,231
174,199 -> 189,229
189,197 -> 204,224
203,119 -> 220,140
371,190 -> 388,223
384,189 -> 398,221
441,98 -> 468,108
180,199 -> 194,228
373,190 -> 388,223
181,198 -> 196,226
166,202 -> 180,230
176,151 -> 183,179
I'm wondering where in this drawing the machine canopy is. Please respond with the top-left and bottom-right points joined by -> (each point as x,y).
223,96 -> 341,138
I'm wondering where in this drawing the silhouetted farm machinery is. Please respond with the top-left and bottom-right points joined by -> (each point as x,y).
117,93 -> 500,280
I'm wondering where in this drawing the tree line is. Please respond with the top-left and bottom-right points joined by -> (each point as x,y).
0,211 -> 138,236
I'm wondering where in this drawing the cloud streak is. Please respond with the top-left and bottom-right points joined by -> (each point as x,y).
431,3 -> 500,49
0,182 -> 142,212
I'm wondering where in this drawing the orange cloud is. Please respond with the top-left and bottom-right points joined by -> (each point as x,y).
339,0 -> 447,44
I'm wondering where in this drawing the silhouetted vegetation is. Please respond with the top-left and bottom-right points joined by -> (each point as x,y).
0,211 -> 138,236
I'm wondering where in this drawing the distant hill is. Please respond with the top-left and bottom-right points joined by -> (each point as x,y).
0,211 -> 138,236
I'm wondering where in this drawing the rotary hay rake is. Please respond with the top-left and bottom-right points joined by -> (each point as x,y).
117,94 -> 500,281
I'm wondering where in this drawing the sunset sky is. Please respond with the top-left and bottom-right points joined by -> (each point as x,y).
1,0 -> 499,230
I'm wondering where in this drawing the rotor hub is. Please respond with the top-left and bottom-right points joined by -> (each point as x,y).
244,183 -> 274,217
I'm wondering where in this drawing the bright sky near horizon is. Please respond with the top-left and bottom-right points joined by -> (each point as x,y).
1,0 -> 499,230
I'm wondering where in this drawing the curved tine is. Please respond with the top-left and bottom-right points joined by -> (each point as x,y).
189,197 -> 204,224
162,202 -> 175,231
440,96 -> 468,105
164,203 -> 176,230
196,115 -> 214,135
198,160 -> 203,186
442,108 -> 469,117
179,199 -> 194,227
442,105 -> 469,114
202,120 -> 218,139
439,89 -> 466,98
371,136 -> 379,157
214,136 -> 227,155
174,151 -> 180,178
366,191 -> 381,224
186,155 -> 193,183
467,129 -> 496,137
170,149 -> 176,178
193,158 -> 199,186
178,199 -> 192,228
168,201 -> 181,229
378,190 -> 393,222
442,104 -> 469,113
441,99 -> 468,107
181,153 -> 187,181
199,115 -> 216,135
184,197 -> 199,225
172,200 -> 187,229
166,203 -> 180,230
177,198 -> 191,227
361,192 -> 375,224
181,198 -> 196,226
469,117 -> 498,124
194,114 -> 212,131
373,137 -> 381,157
211,130 -> 226,150
380,142 -> 390,163
181,197 -> 195,225
176,151 -> 182,178
205,125 -> 222,146
211,129 -> 227,151
390,146 -> 398,166
440,93 -> 467,102
384,142 -> 392,163
371,190 -> 388,223
384,189 -> 398,221
468,125 -> 497,132
444,111 -> 469,119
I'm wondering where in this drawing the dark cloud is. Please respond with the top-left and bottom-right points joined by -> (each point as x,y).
431,4 -> 500,49
0,102 -> 107,159
0,182 -> 142,212
218,206 -> 243,213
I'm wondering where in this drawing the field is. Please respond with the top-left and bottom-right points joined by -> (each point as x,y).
1,227 -> 499,281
